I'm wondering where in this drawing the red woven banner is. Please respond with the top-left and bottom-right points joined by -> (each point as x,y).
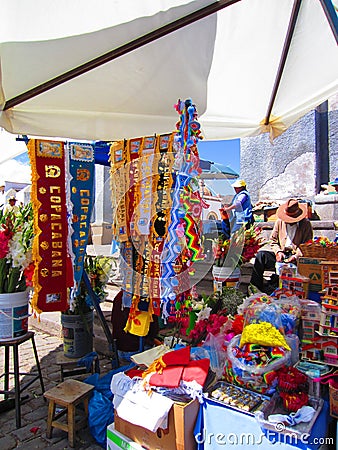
28,139 -> 73,312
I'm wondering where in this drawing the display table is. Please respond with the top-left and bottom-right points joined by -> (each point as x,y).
194,398 -> 330,450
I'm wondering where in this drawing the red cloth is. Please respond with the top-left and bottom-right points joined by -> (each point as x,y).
149,366 -> 184,388
182,358 -> 210,387
162,346 -> 191,366
125,368 -> 145,379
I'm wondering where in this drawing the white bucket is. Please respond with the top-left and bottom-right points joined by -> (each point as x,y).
212,266 -> 240,282
0,291 -> 29,341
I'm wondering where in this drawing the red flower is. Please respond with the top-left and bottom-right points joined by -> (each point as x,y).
0,229 -> 12,258
232,314 -> 244,335
23,262 -> 35,287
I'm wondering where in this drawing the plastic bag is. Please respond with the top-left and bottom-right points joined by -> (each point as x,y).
201,332 -> 227,379
85,363 -> 135,446
223,357 -> 278,395
85,363 -> 135,400
88,390 -> 114,448
227,334 -> 291,375
243,302 -> 285,335
237,293 -> 272,315
271,295 -> 301,335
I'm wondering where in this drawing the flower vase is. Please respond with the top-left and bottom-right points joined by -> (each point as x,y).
0,290 -> 29,340
212,266 -> 240,293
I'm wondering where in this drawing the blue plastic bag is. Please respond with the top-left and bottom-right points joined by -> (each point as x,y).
88,390 -> 114,448
85,363 -> 135,446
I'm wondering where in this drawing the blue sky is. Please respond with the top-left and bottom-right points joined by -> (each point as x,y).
198,139 -> 240,196
198,139 -> 240,174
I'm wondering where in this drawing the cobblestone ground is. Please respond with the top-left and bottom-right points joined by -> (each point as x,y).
0,330 -> 113,449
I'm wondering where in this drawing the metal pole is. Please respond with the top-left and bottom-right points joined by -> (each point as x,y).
315,101 -> 329,194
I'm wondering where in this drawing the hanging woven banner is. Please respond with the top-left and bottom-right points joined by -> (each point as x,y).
126,137 -> 142,238
134,136 -> 157,235
160,99 -> 204,322
109,141 -> 128,242
68,142 -> 95,298
28,139 -> 72,312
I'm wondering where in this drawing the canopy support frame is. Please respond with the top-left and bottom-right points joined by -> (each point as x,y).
264,0 -> 302,126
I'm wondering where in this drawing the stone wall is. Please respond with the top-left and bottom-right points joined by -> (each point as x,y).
329,95 -> 338,180
241,96 -> 338,210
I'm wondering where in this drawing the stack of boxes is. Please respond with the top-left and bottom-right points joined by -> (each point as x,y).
298,257 -> 324,301
300,299 -> 321,342
297,258 -> 338,367
279,264 -> 310,299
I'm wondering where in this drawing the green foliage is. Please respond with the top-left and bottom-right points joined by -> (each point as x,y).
204,286 -> 245,317
65,254 -> 114,315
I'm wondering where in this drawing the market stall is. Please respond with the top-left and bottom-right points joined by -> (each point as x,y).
1,1 -> 338,448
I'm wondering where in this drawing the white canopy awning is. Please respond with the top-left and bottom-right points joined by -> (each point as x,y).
0,0 -> 337,142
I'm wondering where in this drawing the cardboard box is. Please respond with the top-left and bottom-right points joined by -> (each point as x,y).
107,423 -> 144,450
114,399 -> 199,450
297,257 -> 324,292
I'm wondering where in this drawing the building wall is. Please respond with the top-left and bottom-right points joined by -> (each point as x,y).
241,95 -> 338,205
329,95 -> 338,181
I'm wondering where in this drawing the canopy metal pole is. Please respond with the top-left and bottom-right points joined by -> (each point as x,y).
264,0 -> 302,126
319,0 -> 338,44
4,0 -> 240,111
82,270 -> 120,368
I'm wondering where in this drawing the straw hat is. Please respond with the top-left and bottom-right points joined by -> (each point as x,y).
277,199 -> 307,223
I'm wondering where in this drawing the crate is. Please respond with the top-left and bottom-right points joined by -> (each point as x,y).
329,380 -> 338,419
300,244 -> 338,260
297,257 -> 324,292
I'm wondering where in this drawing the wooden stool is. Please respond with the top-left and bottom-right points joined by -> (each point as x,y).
55,352 -> 99,381
0,331 -> 45,428
44,379 -> 94,447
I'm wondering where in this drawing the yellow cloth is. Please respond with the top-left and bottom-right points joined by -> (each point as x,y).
124,309 -> 151,337
259,115 -> 287,143
240,322 -> 291,350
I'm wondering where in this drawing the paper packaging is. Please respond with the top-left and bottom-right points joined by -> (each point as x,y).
107,423 -> 144,450
297,257 -> 324,292
114,399 -> 200,450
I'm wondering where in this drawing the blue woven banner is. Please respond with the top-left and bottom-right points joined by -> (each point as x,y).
69,142 -> 95,291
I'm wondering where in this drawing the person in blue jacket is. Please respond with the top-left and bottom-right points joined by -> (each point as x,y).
221,179 -> 253,233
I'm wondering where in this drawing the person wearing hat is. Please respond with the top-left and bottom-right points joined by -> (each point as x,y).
3,195 -> 19,216
221,179 -> 253,233
329,177 -> 338,193
250,198 -> 313,294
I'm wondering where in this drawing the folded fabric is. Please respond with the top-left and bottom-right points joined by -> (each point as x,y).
142,345 -> 191,380
182,358 -> 210,387
125,367 -> 145,379
130,344 -> 170,367
162,346 -> 191,366
114,388 -> 174,432
111,371 -> 140,405
149,365 -> 184,388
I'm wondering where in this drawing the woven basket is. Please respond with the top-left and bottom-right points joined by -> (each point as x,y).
299,243 -> 338,260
